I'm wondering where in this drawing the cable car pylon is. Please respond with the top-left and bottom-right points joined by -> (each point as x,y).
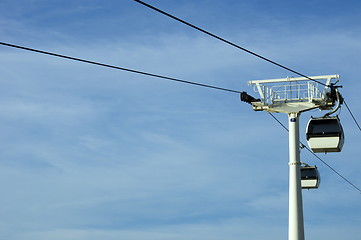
243,75 -> 343,240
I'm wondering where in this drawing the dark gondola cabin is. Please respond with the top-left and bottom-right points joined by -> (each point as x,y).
306,116 -> 344,153
301,166 -> 320,189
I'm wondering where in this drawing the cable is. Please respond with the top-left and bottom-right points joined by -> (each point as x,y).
268,113 -> 361,194
268,112 -> 289,132
343,99 -> 361,131
133,0 -> 327,87
3,42 -> 358,131
134,0 -> 361,132
304,146 -> 361,193
0,41 -> 242,94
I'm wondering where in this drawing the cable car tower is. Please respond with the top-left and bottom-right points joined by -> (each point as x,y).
241,74 -> 343,240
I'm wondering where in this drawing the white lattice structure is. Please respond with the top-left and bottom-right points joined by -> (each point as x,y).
248,75 -> 339,113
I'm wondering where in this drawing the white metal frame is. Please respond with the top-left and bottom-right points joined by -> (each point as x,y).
248,75 -> 339,113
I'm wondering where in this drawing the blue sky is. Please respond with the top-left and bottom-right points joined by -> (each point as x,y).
0,0 -> 360,239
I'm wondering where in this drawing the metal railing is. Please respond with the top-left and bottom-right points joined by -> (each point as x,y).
254,81 -> 325,105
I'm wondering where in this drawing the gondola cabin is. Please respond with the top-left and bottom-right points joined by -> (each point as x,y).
306,116 -> 344,153
301,166 -> 320,189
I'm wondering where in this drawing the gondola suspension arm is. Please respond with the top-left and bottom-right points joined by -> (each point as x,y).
323,87 -> 343,118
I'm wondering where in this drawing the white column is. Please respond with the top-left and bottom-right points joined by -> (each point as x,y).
288,112 -> 305,240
